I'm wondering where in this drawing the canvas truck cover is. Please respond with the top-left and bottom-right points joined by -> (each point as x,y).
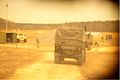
55,27 -> 85,40
54,27 -> 86,46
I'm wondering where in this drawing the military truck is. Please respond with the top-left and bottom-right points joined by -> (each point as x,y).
17,33 -> 27,43
54,27 -> 86,65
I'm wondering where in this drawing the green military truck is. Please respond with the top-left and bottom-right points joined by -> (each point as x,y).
54,27 -> 86,65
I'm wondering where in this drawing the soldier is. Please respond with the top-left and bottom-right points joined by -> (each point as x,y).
36,38 -> 39,48
95,41 -> 99,51
101,36 -> 104,46
87,32 -> 91,39
95,41 -> 99,47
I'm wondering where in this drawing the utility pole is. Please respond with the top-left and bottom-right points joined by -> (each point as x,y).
84,24 -> 87,32
5,0 -> 8,32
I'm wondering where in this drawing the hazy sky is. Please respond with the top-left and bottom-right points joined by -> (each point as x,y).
0,0 -> 118,23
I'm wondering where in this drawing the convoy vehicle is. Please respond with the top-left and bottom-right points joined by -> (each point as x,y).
54,27 -> 86,65
17,33 -> 27,43
85,32 -> 93,50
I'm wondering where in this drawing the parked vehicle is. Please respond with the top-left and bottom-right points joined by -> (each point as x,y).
85,32 -> 93,50
17,33 -> 27,43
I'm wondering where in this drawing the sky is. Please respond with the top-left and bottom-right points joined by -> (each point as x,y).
0,0 -> 119,24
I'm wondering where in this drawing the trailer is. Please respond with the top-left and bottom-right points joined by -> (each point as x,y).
0,32 -> 17,43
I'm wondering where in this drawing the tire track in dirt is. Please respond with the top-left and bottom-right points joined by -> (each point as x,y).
9,52 -> 85,80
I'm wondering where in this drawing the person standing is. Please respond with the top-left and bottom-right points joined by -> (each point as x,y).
95,41 -> 99,51
101,36 -> 104,46
36,38 -> 39,48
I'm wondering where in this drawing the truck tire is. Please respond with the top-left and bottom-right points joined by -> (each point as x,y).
17,39 -> 20,43
82,49 -> 86,63
77,58 -> 82,65
54,56 -> 61,64
77,55 -> 82,65
61,57 -> 64,62
24,39 -> 27,43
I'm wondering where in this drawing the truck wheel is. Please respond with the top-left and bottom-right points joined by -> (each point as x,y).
61,57 -> 64,62
82,54 -> 85,63
82,50 -> 86,63
77,57 -> 82,65
54,56 -> 61,64
24,39 -> 27,43
17,39 -> 20,43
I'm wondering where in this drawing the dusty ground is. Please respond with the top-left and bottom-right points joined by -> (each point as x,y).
0,30 -> 119,80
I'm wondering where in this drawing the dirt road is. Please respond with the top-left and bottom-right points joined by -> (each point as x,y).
0,30 -> 119,80
9,51 -> 85,80
0,45 -> 118,80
